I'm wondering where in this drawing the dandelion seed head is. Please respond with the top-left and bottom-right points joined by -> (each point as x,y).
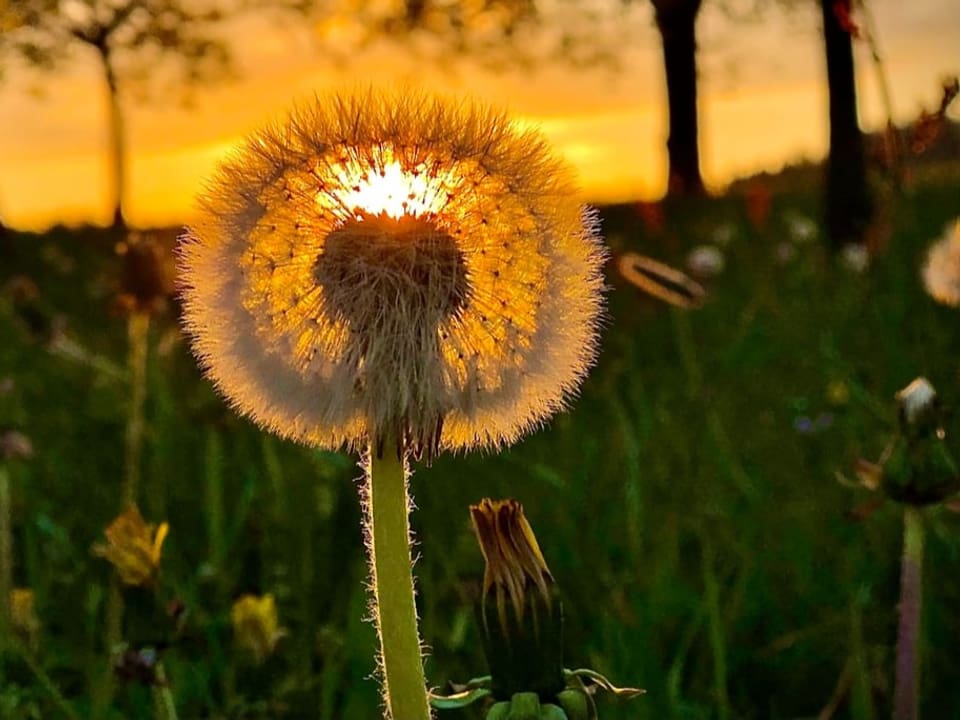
922,219 -> 960,307
179,89 -> 605,457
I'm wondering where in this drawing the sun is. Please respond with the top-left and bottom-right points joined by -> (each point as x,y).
321,151 -> 460,221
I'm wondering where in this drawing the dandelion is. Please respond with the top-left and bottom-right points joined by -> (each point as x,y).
93,505 -> 168,587
179,89 -> 604,458
921,219 -> 960,307
231,593 -> 284,664
178,88 -> 605,719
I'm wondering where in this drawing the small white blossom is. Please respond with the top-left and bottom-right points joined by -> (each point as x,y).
711,222 -> 737,248
784,211 -> 818,244
841,243 -> 870,273
686,245 -> 725,278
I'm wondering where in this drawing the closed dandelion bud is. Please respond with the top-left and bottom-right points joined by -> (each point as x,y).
93,505 -> 168,587
471,498 -> 564,701
231,593 -> 284,664
178,88 -> 605,461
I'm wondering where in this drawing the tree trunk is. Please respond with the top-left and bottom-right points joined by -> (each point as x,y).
653,0 -> 705,197
821,0 -> 873,249
97,46 -> 127,232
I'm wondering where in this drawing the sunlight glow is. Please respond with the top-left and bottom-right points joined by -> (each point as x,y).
328,157 -> 457,220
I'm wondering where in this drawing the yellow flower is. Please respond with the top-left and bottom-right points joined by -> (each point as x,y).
231,593 -> 283,664
10,587 -> 40,648
93,505 -> 168,587
179,88 -> 605,459
921,219 -> 960,307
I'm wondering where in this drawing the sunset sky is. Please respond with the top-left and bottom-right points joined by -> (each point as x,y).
0,0 -> 957,230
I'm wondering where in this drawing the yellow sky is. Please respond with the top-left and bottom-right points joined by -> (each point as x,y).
0,0 -> 957,230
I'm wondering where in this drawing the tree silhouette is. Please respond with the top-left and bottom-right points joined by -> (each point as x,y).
651,0 -> 705,196
2,1 -> 236,231
820,0 -> 872,248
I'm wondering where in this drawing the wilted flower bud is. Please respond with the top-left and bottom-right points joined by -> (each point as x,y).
93,505 -> 168,587
471,498 -> 564,701
231,593 -> 284,664
115,233 -> 176,316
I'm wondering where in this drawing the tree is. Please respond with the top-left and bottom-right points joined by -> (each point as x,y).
820,0 -> 872,248
651,0 -> 705,196
3,1 -> 234,231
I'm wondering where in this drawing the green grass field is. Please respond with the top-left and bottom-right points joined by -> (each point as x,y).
1,180 -> 959,719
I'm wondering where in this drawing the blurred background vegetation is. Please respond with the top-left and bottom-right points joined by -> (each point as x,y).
1,0 -> 960,718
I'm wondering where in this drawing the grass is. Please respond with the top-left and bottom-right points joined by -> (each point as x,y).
1,179 -> 959,719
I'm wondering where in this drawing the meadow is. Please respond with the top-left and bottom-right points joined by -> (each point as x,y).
1,178 -> 959,719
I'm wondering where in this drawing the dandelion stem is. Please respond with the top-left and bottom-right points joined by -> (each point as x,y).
0,465 -> 12,654
894,506 -> 924,720
366,441 -> 431,720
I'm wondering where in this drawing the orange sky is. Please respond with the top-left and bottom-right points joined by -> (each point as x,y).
0,0 -> 958,230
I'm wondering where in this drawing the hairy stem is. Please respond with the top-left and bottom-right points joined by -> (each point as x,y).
366,441 -> 431,720
894,506 -> 924,720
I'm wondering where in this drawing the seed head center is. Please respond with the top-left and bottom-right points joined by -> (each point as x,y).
314,213 -> 469,332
